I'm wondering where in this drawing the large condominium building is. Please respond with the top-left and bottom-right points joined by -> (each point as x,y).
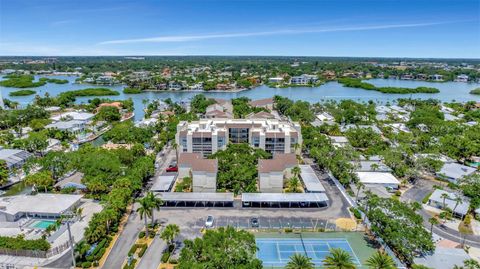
176,118 -> 302,156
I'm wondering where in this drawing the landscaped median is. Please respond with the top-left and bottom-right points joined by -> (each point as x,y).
122,223 -> 161,269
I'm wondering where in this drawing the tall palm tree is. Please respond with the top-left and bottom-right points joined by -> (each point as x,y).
440,192 -> 449,210
285,253 -> 314,269
173,142 -> 179,163
137,196 -> 153,238
355,181 -> 365,202
288,177 -> 301,193
146,192 -> 163,226
428,216 -> 440,235
365,251 -> 395,269
452,196 -> 463,219
323,248 -> 356,269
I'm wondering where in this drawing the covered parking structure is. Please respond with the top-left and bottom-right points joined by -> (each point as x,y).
150,175 -> 177,192
299,165 -> 326,193
156,192 -> 234,207
241,193 -> 329,208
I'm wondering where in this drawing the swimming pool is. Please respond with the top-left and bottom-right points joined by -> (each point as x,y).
257,238 -> 361,267
29,220 -> 56,229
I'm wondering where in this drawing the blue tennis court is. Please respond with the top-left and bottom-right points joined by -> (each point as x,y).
257,238 -> 361,267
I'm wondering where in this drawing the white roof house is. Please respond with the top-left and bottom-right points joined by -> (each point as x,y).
356,172 -> 400,188
437,163 -> 477,183
428,189 -> 470,217
352,161 -> 392,172
385,123 -> 411,133
316,112 -> 335,122
50,111 -> 94,122
0,148 -> 33,169
45,120 -> 86,133
329,136 -> 349,148
0,194 -> 82,222
340,124 -> 382,134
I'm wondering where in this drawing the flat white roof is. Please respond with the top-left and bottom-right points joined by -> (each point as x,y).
0,194 -> 82,216
51,111 -> 94,122
299,165 -> 325,192
242,193 -> 329,203
151,175 -> 176,192
156,192 -> 234,202
356,172 -> 400,185
438,163 -> 476,180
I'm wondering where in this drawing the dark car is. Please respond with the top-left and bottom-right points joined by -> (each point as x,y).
250,217 -> 259,228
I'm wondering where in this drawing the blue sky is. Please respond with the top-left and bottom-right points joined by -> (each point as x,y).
0,0 -> 479,58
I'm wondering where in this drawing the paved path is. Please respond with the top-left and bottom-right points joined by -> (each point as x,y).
102,205 -> 143,269
136,235 -> 167,269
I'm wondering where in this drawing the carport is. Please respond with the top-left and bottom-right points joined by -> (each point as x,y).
156,192 -> 234,207
241,193 -> 329,208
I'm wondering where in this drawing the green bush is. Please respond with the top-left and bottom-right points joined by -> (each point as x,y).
169,258 -> 178,264
284,228 -> 293,233
81,261 -> 92,268
422,191 -> 433,204
0,235 -> 50,251
161,252 -> 170,263
395,190 -> 401,197
128,244 -> 138,256
138,244 -> 148,257
138,231 -> 145,239
350,208 -> 362,220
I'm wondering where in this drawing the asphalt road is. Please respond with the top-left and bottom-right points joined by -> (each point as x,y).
402,179 -> 480,248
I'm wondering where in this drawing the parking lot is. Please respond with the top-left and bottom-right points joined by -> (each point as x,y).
193,216 -> 338,230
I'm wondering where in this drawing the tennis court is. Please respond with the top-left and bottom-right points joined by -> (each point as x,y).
257,238 -> 361,268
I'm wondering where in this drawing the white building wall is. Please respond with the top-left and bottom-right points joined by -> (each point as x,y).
259,172 -> 284,193
192,172 -> 216,192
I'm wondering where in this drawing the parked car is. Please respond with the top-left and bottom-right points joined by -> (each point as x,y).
205,215 -> 214,228
166,166 -> 178,172
250,217 -> 259,228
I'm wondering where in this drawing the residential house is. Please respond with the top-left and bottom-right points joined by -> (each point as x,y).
178,153 -> 218,193
436,163 -> 476,183
258,153 -> 297,193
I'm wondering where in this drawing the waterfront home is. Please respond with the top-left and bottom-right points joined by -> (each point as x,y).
258,153 -> 296,193
0,148 -> 33,170
0,194 -> 82,222
400,74 -> 414,80
455,74 -> 469,82
45,120 -> 86,134
168,82 -> 183,91
436,162 -> 477,183
290,74 -> 318,85
268,77 -> 284,83
430,74 -> 444,81
50,111 -> 94,123
178,153 -> 218,193
427,189 -> 470,218
54,172 -> 87,191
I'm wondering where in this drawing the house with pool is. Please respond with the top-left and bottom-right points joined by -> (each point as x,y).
0,193 -> 82,222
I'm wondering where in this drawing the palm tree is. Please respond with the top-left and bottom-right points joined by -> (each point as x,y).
172,142 -> 179,163
323,248 -> 356,269
137,196 -> 153,238
365,251 -> 395,269
287,177 -> 301,193
285,253 -> 314,269
355,181 -> 365,202
428,216 -> 439,235
160,224 -> 180,246
440,192 -> 449,210
146,192 -> 163,226
291,166 -> 301,178
452,196 -> 463,219
370,163 -> 379,172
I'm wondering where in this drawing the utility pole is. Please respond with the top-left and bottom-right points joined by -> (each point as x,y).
67,221 -> 76,268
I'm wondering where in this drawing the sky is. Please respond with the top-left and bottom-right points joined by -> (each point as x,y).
0,0 -> 479,58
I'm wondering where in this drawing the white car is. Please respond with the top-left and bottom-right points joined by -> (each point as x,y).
205,215 -> 214,228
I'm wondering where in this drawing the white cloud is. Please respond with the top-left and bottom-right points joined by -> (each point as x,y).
98,21 -> 451,45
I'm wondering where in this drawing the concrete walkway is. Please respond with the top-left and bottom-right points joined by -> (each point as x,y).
136,235 -> 167,269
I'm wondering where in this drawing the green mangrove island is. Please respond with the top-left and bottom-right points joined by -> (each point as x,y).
61,88 -> 120,97
338,78 -> 440,94
9,89 -> 37,96
470,88 -> 480,95
123,87 -> 142,94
